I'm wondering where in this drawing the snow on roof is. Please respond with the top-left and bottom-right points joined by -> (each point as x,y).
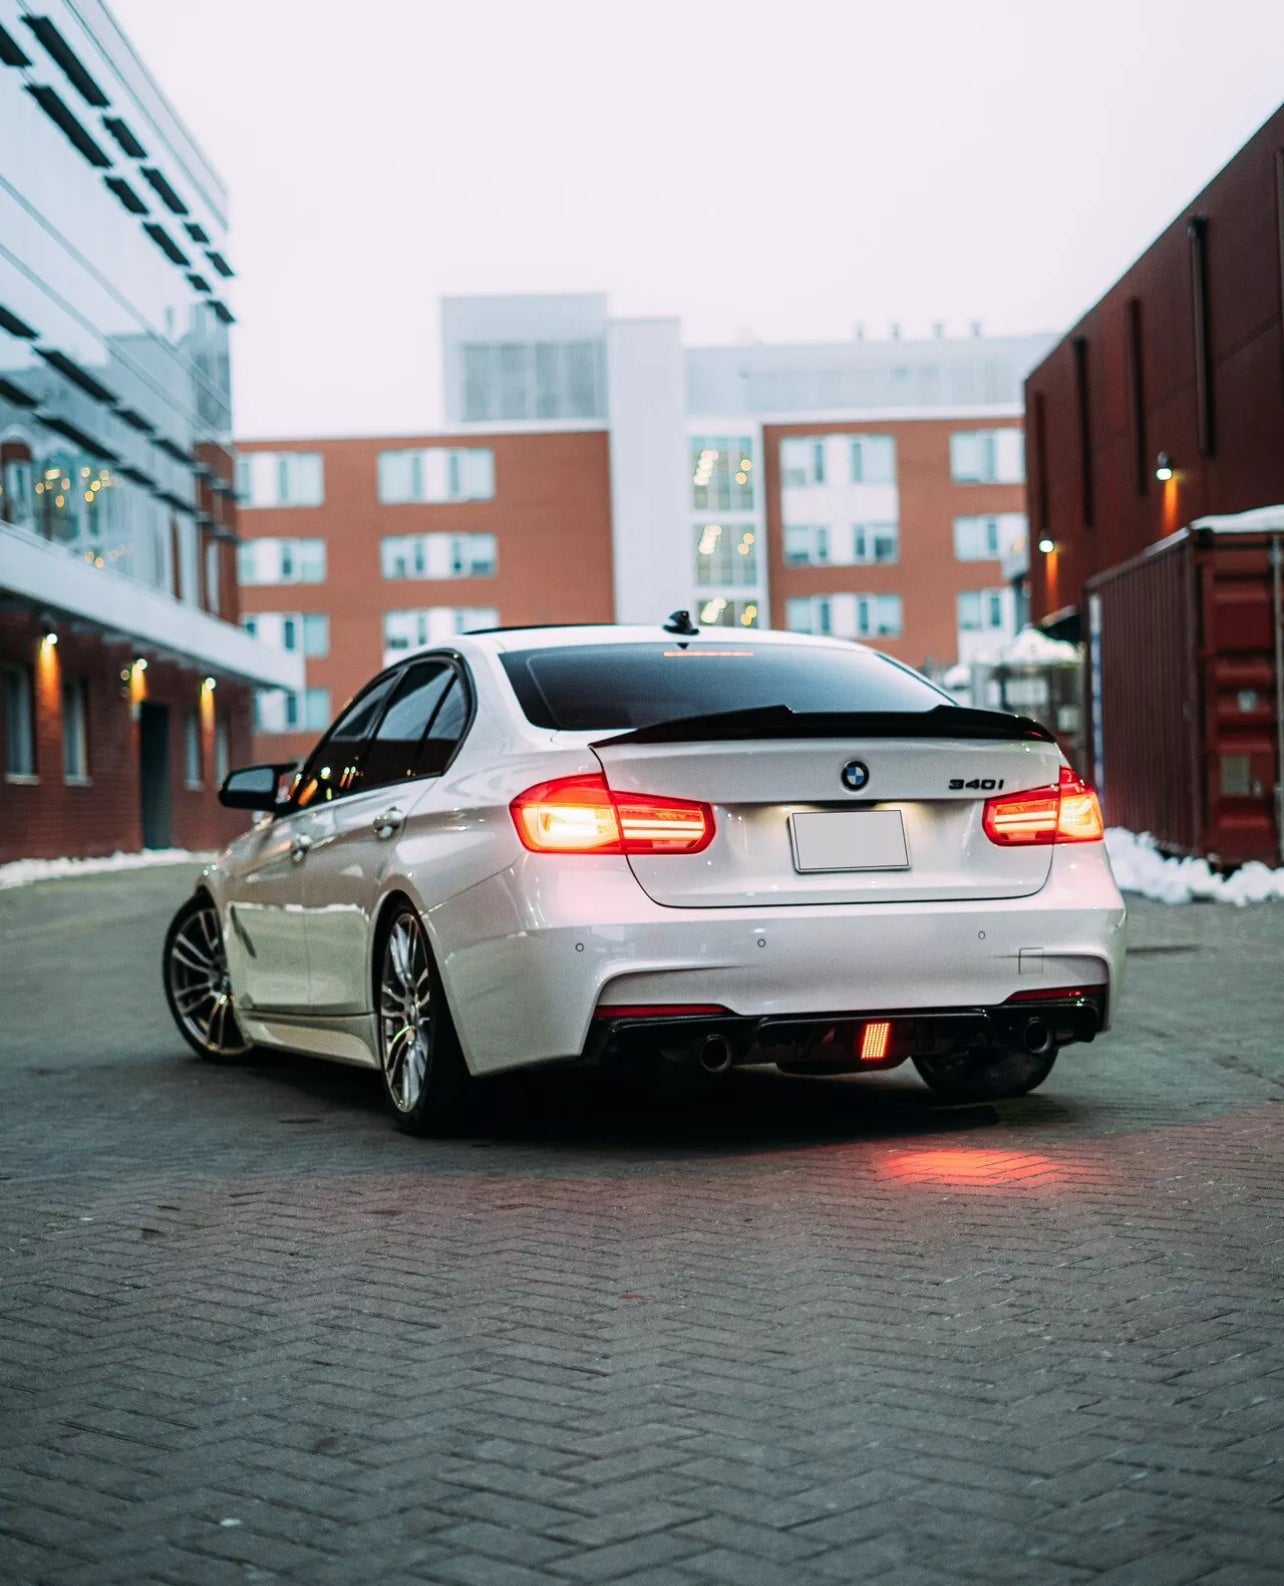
1190,504 -> 1284,534
999,626 -> 1080,664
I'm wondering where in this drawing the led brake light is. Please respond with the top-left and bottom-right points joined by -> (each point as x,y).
982,766 -> 1105,846
511,774 -> 714,855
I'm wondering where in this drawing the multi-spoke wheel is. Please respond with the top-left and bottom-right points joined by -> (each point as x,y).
376,903 -> 474,1135
163,895 -> 253,1061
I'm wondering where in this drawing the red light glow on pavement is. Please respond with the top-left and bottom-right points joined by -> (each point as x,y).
881,1148 -> 1077,1190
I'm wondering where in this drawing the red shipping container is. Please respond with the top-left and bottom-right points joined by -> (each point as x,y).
1085,512 -> 1284,866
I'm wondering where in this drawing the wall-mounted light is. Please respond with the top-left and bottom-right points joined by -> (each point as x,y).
202,676 -> 217,692
1155,451 -> 1175,482
42,631 -> 58,647
1038,537 -> 1056,555
133,656 -> 148,672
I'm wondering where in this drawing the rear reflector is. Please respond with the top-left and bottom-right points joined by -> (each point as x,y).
982,766 -> 1105,847
593,1004 -> 731,1020
859,1020 -> 892,1060
512,773 -> 714,855
1005,986 -> 1101,1002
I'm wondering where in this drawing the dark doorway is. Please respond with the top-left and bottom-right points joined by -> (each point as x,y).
139,701 -> 172,849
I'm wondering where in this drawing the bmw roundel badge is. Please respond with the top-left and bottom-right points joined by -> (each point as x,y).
841,759 -> 870,792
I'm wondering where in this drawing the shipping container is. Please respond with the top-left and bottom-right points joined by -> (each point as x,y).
1085,509 -> 1284,865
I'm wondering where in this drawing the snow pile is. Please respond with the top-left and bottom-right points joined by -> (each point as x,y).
1106,828 -> 1284,906
0,848 -> 213,890
1000,626 -> 1080,665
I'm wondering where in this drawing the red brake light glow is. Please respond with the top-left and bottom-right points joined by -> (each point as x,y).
511,774 -> 715,855
982,766 -> 1105,847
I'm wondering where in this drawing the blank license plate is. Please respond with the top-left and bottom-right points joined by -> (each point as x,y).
789,810 -> 909,873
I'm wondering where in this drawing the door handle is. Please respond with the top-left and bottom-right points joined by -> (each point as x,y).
290,834 -> 313,863
372,807 -> 404,840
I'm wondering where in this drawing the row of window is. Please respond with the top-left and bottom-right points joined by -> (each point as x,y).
773,513 -> 1026,570
233,429 -> 1021,518
241,613 -> 330,657
2,665 -> 230,787
238,533 -> 500,587
236,448 -> 497,509
776,430 -> 1023,491
783,588 -> 1012,640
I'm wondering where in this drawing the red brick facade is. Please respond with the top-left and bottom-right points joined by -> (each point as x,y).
239,430 -> 614,763
0,608 -> 255,863
764,416 -> 1027,671
1026,103 -> 1284,622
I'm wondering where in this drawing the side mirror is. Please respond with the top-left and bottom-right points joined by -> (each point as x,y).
219,762 -> 297,811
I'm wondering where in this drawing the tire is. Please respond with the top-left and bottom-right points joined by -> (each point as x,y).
913,1044 -> 1057,1104
375,902 -> 476,1136
163,894 -> 256,1062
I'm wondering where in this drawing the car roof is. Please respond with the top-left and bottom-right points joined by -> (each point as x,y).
458,624 -> 873,656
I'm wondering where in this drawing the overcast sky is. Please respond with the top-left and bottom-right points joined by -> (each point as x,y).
109,0 -> 1284,439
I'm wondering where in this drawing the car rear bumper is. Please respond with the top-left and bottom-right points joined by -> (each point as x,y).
430,845 -> 1126,1075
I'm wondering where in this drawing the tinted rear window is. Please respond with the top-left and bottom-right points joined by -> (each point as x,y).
500,642 -> 948,730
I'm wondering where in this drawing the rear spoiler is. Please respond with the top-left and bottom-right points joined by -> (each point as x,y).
594,703 -> 1055,748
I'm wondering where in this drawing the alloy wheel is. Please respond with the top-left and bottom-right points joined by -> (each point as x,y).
167,903 -> 250,1057
379,913 -> 434,1112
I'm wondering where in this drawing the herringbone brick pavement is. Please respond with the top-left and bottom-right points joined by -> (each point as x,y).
1,871 -> 1282,1585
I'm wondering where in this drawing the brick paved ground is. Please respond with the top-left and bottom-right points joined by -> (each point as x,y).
1,867 -> 1282,1585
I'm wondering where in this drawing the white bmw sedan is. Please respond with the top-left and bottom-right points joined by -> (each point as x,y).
164,621 -> 1126,1134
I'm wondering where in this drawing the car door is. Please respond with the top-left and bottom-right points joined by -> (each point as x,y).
222,800 -> 315,1014
236,671 -> 400,1013
302,660 -> 470,1016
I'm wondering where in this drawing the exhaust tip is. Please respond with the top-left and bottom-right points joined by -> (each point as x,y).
698,1033 -> 734,1074
1023,1017 -> 1054,1057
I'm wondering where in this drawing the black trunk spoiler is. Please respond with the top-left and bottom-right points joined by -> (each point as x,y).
593,703 -> 1055,748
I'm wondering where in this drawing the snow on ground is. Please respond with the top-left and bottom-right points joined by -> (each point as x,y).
0,849 -> 213,890
1107,828 -> 1284,906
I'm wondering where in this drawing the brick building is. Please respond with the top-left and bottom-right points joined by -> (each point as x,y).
240,298 -> 1051,762
0,0 -> 299,862
1025,101 -> 1284,627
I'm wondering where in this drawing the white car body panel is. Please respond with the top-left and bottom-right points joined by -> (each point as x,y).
199,625 -> 1126,1079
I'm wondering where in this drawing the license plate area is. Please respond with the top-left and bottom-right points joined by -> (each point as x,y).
789,809 -> 910,873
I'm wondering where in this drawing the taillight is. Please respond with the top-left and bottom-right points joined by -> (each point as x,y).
511,774 -> 715,855
982,766 -> 1105,847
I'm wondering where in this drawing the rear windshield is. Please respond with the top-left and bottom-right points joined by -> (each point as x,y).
500,642 -> 949,731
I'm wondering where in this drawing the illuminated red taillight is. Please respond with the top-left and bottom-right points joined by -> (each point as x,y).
859,1020 -> 892,1060
982,766 -> 1105,847
511,774 -> 715,855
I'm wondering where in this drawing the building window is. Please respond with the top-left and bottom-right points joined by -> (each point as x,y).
694,523 -> 758,586
205,540 -> 221,615
786,594 -> 903,639
953,513 -> 1026,562
302,613 -> 329,657
691,437 -> 755,511
383,607 -> 499,656
782,434 -> 897,489
784,523 -> 897,566
236,452 -> 325,508
3,663 -> 36,778
377,448 -> 495,505
850,435 -> 897,484
253,688 -> 333,734
62,677 -> 89,781
240,611 -> 328,656
214,716 -> 230,785
462,341 -> 605,422
237,538 -> 326,585
958,589 -> 1009,631
950,430 -> 1024,484
697,596 -> 760,629
183,707 -> 202,786
381,532 -> 497,579
1,439 -> 35,527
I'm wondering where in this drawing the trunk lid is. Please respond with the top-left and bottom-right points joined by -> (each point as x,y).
592,733 -> 1062,908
